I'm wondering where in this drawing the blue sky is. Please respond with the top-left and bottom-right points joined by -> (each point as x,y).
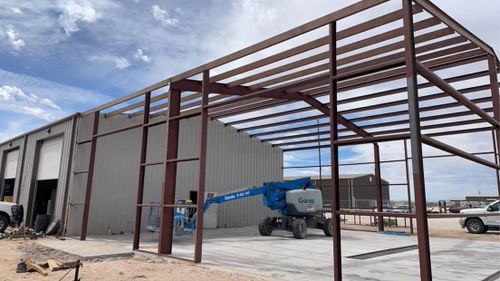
0,0 -> 499,201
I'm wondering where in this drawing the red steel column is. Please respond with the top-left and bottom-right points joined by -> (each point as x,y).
317,120 -> 323,191
159,89 -> 181,255
493,129 -> 500,200
194,70 -> 209,263
402,1 -> 432,280
487,55 -> 500,198
80,111 -> 100,240
403,139 -> 414,235
133,92 -> 151,250
328,21 -> 342,281
373,143 -> 384,231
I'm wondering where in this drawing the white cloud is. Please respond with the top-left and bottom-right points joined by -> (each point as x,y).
174,7 -> 185,17
0,85 -> 63,121
134,48 -> 152,63
113,57 -> 130,69
40,98 -> 62,110
11,7 -> 23,14
0,24 -> 25,50
0,68 -> 110,107
151,5 -> 179,27
22,106 -> 53,121
89,54 -> 130,69
57,0 -> 101,35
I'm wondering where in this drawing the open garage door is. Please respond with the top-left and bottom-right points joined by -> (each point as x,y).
32,137 -> 63,228
2,149 -> 19,202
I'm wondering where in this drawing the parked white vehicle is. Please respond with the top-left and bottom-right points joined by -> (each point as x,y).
459,200 -> 500,234
0,201 -> 16,233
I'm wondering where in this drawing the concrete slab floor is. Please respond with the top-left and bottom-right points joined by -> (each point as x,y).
41,227 -> 499,280
38,237 -> 134,260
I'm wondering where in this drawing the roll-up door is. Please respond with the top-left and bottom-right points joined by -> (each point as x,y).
4,149 -> 19,179
36,137 -> 63,180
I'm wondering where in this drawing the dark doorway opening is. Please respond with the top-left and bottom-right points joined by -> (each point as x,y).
188,191 -> 198,218
1,178 -> 15,202
189,190 -> 198,204
32,179 -> 58,225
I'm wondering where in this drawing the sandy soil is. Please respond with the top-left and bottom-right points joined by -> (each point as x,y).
0,239 -> 269,281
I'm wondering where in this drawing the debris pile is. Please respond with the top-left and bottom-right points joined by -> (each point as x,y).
0,223 -> 44,240
16,258 -> 81,277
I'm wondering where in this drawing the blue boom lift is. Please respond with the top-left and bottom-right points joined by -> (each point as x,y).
174,177 -> 333,239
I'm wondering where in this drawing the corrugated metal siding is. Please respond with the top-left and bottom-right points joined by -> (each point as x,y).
66,114 -> 282,235
16,117 -> 75,223
0,137 -> 25,203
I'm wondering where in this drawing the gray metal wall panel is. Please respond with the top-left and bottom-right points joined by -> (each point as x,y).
15,118 -> 75,223
66,114 -> 282,235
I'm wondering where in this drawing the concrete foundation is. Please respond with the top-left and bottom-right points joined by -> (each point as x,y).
39,228 -> 499,280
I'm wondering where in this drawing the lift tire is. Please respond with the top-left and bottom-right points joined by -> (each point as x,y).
258,217 -> 273,236
466,218 -> 485,234
323,218 -> 333,237
0,213 -> 9,233
291,219 -> 307,239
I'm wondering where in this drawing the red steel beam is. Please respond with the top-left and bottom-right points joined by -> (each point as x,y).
413,0 -> 496,57
206,57 -> 406,111
402,2 -> 432,280
211,47 -> 485,121
248,27 -> 459,90
272,111 -> 492,148
421,135 -> 500,170
492,129 -> 500,200
217,5 -> 424,85
80,111 -> 100,240
281,126 -> 497,152
328,22 -> 342,281
159,90 -> 181,255
299,94 -> 371,137
245,83 -> 492,135
133,92 -> 151,250
172,79 -> 255,96
416,62 -> 499,127
403,140 -> 414,234
232,71 -> 490,129
169,0 -> 389,83
253,94 -> 492,140
373,143 -> 384,231
194,70 -> 209,263
487,55 -> 500,188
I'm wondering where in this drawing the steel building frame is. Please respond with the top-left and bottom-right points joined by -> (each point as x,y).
75,0 -> 499,280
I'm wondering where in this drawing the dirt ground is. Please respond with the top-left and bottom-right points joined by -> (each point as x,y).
0,239 -> 268,281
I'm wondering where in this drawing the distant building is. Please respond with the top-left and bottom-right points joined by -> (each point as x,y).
450,196 -> 498,208
286,174 -> 390,209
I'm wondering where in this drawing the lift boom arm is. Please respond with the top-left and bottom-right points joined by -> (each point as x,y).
203,177 -> 313,215
188,178 -> 314,229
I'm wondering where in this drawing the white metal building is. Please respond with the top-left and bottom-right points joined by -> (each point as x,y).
0,113 -> 282,236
